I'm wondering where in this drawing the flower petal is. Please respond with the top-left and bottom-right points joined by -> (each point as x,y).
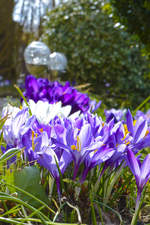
126,149 -> 140,180
79,124 -> 92,149
140,154 -> 150,187
126,109 -> 134,136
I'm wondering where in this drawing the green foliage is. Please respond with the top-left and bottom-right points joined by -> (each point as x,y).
109,0 -> 150,53
42,0 -> 150,108
14,166 -> 48,207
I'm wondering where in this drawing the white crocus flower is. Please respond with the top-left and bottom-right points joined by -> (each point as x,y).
1,104 -> 21,145
2,104 -> 20,126
69,110 -> 81,120
27,100 -> 72,124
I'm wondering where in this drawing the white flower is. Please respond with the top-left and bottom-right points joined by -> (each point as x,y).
1,104 -> 20,126
27,100 -> 72,124
69,110 -> 81,120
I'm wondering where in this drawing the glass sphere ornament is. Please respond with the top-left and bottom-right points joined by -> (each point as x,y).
48,52 -> 67,80
24,41 -> 51,77
48,52 -> 67,71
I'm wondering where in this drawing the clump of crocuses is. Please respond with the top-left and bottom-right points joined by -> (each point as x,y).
23,75 -> 91,114
2,97 -> 150,224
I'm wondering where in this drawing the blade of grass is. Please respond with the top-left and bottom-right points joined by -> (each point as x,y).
1,181 -> 55,214
0,148 -> 22,163
94,199 -> 123,225
0,216 -> 28,225
55,156 -> 64,191
133,95 -> 150,116
97,204 -> 104,225
66,201 -> 82,224
21,205 -> 45,223
1,204 -> 21,217
14,85 -> 32,116
16,217 -> 86,225
0,115 -> 8,130
103,162 -> 125,205
90,190 -> 97,225
21,205 -> 32,225
0,195 -> 49,222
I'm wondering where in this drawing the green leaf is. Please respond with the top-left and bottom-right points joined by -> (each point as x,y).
0,115 -> 8,130
0,148 -> 21,164
14,85 -> 32,116
2,166 -> 15,192
14,166 -> 48,208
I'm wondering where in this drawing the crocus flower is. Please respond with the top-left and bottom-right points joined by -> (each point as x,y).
135,110 -> 150,125
105,108 -> 126,123
1,103 -> 21,129
89,100 -> 102,113
2,106 -> 36,147
126,149 -> 150,225
103,109 -> 150,169
81,145 -> 115,182
24,75 -> 91,114
126,149 -> 150,195
34,131 -> 72,197
52,117 -> 106,179
26,99 -> 72,125
125,109 -> 150,151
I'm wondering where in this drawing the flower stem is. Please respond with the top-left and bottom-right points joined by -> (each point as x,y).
131,191 -> 141,225
73,164 -> 79,180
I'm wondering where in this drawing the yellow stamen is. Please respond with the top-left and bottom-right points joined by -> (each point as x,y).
39,128 -> 43,133
71,136 -> 81,152
133,120 -> 137,126
32,131 -> 35,150
125,141 -> 130,145
71,145 -> 76,150
145,130 -> 149,137
77,136 -> 81,152
32,131 -> 38,150
94,149 -> 98,153
122,125 -> 130,145
123,124 -> 129,137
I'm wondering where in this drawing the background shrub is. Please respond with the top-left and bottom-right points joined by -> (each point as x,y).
42,0 -> 150,108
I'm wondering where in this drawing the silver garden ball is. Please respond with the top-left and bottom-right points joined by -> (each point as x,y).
48,52 -> 67,80
24,41 -> 51,77
48,52 -> 67,71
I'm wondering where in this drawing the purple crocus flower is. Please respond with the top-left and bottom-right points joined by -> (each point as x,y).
2,107 -> 36,148
34,131 -> 72,197
135,110 -> 150,125
24,75 -> 91,114
105,108 -> 126,123
126,149 -> 150,195
126,149 -> 150,224
125,109 -> 150,151
89,100 -> 102,113
53,121 -> 104,180
104,109 -> 150,168
81,145 -> 115,182
100,120 -> 127,169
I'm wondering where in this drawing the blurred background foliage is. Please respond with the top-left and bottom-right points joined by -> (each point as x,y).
42,0 -> 150,108
1,0 -> 150,109
109,0 -> 150,55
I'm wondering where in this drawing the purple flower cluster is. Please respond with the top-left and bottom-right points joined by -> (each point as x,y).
2,102 -> 150,197
105,108 -> 126,123
135,110 -> 150,125
23,75 -> 90,114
